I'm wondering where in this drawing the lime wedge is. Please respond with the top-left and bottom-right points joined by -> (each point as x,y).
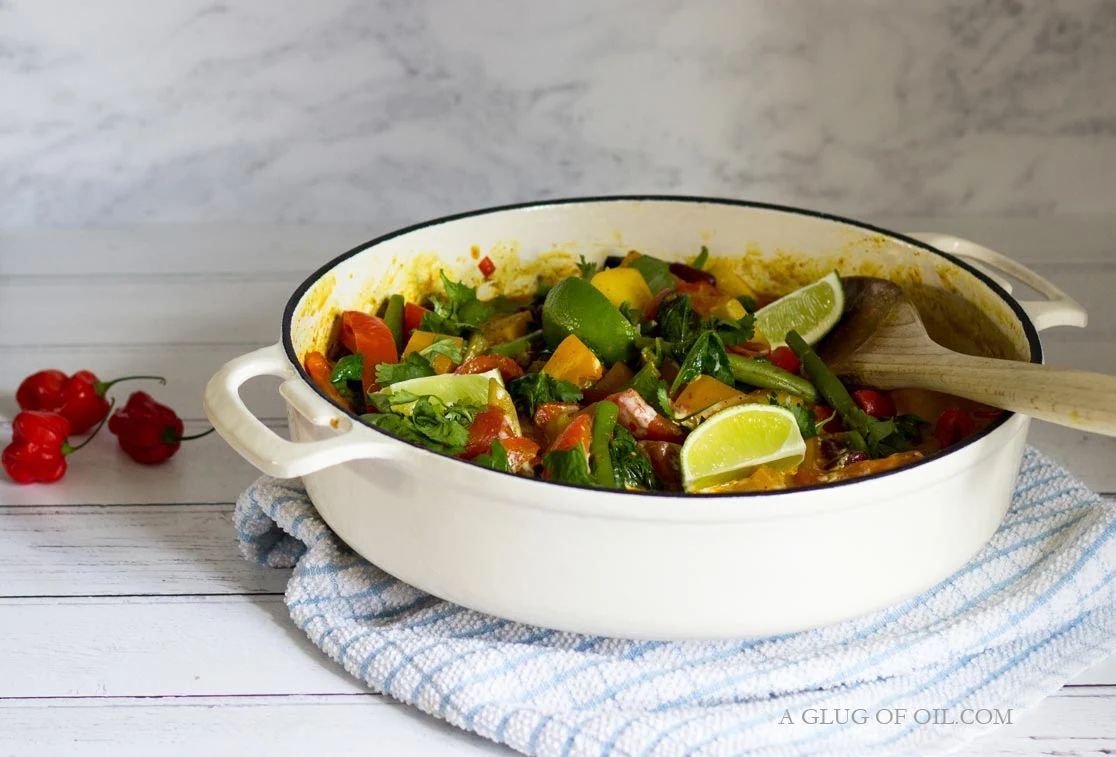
754,270 -> 844,347
680,404 -> 806,491
384,369 -> 503,415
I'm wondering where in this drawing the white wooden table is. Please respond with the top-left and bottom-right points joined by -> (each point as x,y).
1,220 -> 1114,756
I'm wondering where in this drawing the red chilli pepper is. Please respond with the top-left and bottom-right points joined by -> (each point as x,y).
16,370 -> 165,434
2,408 -> 110,484
108,391 -> 214,465
478,256 -> 496,278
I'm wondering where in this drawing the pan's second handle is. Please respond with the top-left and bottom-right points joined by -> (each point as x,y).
905,232 -> 1088,332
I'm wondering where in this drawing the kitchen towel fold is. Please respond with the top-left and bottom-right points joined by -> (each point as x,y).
235,447 -> 1116,757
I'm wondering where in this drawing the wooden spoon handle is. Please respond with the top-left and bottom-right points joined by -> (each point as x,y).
843,353 -> 1116,437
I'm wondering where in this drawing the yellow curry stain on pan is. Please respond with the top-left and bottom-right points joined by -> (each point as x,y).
293,234 -> 1028,367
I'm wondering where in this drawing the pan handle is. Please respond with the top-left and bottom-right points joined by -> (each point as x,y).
203,343 -> 400,478
905,232 -> 1088,332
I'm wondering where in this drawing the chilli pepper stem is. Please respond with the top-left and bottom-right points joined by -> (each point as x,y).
64,398 -> 116,455
161,427 -> 216,444
94,375 -> 167,396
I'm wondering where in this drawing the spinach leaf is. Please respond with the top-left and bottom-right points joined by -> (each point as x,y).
628,253 -> 675,295
473,439 -> 511,472
670,331 -> 733,395
410,397 -> 470,451
609,425 -> 660,490
892,414 -> 928,445
361,413 -> 462,455
542,446 -> 593,486
329,354 -> 364,405
507,373 -> 583,417
375,353 -> 435,386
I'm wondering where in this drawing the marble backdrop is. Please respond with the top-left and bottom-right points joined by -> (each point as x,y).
2,0 -> 1115,226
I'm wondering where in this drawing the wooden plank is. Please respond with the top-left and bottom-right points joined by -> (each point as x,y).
0,505 -> 287,596
0,420 -> 276,507
0,694 -> 507,757
0,688 -> 1113,757
0,596 -> 1111,700
0,342 -> 289,423
0,596 -> 365,697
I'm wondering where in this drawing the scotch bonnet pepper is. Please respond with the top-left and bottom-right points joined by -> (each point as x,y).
108,391 -> 213,464
16,369 -> 164,433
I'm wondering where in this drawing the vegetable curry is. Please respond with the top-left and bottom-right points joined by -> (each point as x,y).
303,248 -> 1002,493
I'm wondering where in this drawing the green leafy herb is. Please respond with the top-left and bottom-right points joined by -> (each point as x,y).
422,270 -> 496,335
473,439 -> 511,472
767,393 -> 818,440
711,312 -> 755,348
365,391 -> 395,413
328,354 -> 364,404
419,310 -> 463,337
654,380 -> 674,419
577,255 -> 598,279
507,372 -> 583,417
693,245 -> 710,270
628,253 -> 675,295
624,361 -> 662,406
657,294 -> 704,357
542,446 -> 593,486
609,425 -> 660,490
361,412 -> 462,455
618,301 -> 642,328
893,414 -> 928,445
737,294 -> 758,312
419,335 -> 464,364
410,397 -> 470,451
374,353 -> 435,386
670,331 -> 733,395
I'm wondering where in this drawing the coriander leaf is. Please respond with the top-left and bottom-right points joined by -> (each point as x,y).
577,255 -> 598,279
375,353 -> 435,386
420,309 -> 463,336
657,294 -> 703,356
712,312 -> 755,348
670,331 -> 733,395
767,393 -> 819,440
507,372 -> 583,417
628,254 -> 674,295
610,426 -> 660,490
410,397 -> 470,452
892,414 -> 928,445
365,391 -> 395,413
419,335 -> 464,364
654,380 -> 674,420
542,446 -> 593,486
438,270 -> 494,328
473,439 -> 511,472
737,294 -> 758,312
361,413 -> 459,455
693,245 -> 710,270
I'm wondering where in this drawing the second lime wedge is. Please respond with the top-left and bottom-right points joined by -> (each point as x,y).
680,404 -> 806,492
754,270 -> 844,347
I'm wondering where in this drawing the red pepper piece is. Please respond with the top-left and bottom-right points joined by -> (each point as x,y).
304,351 -> 349,408
339,311 -> 398,395
478,256 -> 496,278
852,389 -> 896,419
934,408 -> 976,449
403,303 -> 429,343
108,391 -> 214,465
462,405 -> 517,459
16,370 -> 165,434
544,413 -> 594,475
454,355 -> 524,382
768,346 -> 800,375
533,402 -> 581,446
809,404 -> 845,433
604,388 -> 686,443
2,408 -> 110,485
500,437 -> 540,472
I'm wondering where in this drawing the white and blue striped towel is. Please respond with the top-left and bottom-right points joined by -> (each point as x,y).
235,447 -> 1116,756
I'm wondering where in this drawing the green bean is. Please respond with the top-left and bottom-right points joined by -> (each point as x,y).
591,400 -> 619,488
463,331 -> 489,362
383,294 -> 405,353
489,330 -> 543,357
727,353 -> 818,403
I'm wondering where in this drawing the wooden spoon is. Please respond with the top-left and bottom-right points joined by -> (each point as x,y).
816,276 -> 1116,436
